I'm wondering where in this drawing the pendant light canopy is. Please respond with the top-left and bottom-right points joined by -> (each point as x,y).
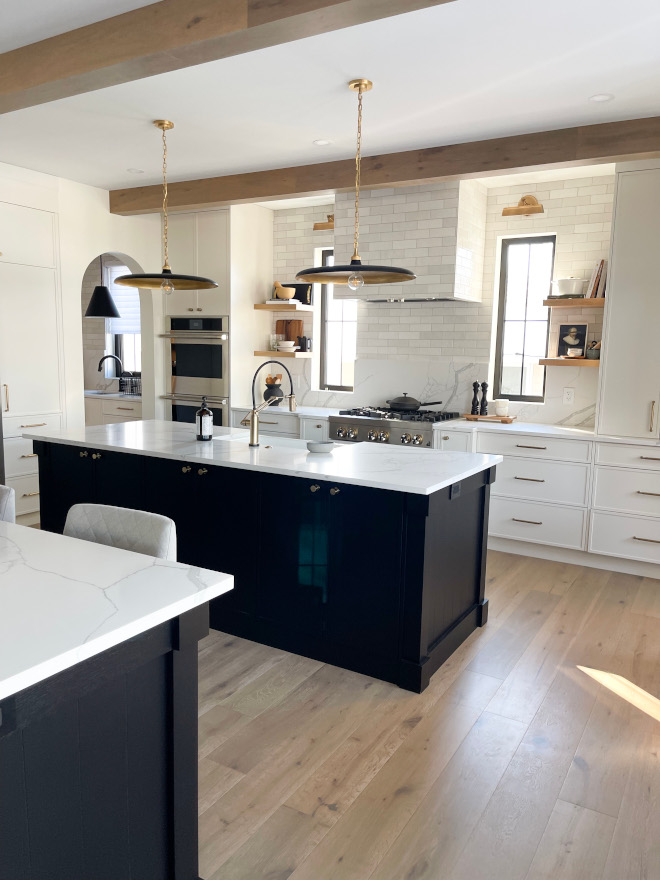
115,121 -> 218,293
296,80 -> 415,290
84,256 -> 121,318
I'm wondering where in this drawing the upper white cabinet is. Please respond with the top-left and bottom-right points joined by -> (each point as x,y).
0,263 -> 61,415
598,167 -> 660,439
165,210 -> 229,316
0,202 -> 56,268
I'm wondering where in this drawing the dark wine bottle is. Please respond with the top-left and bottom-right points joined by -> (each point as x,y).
196,396 -> 213,441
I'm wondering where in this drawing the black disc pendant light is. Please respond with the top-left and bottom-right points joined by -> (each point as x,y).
85,255 -> 120,318
114,121 -> 218,293
296,80 -> 415,290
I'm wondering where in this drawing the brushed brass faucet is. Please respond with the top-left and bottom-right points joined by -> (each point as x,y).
241,360 -> 296,447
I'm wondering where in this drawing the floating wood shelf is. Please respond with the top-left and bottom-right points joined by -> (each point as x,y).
254,302 -> 313,313
253,350 -> 312,359
539,358 -> 600,368
543,298 -> 605,309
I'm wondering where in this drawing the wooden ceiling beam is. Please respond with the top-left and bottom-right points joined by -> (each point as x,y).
0,0 -> 456,114
109,115 -> 660,215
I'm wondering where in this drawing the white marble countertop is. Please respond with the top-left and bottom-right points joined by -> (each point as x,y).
24,420 -> 502,496
0,522 -> 233,701
84,391 -> 142,401
230,404 -> 341,418
434,419 -> 596,439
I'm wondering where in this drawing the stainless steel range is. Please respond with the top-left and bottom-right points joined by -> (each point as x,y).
329,407 -> 461,447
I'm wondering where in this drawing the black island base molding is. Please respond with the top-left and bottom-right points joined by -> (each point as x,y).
34,440 -> 494,693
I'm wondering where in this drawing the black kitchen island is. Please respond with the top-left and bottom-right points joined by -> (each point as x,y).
30,421 -> 500,693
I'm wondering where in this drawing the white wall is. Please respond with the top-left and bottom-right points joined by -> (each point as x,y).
230,204 -> 274,404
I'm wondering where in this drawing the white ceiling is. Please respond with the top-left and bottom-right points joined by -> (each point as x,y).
1,0 -> 659,191
0,0 -> 155,52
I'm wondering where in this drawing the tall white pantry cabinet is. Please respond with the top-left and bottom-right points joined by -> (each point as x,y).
598,164 -> 660,439
0,200 -> 64,520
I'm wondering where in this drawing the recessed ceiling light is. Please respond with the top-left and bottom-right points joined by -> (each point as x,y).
588,93 -> 614,103
126,167 -> 144,173
313,139 -> 332,146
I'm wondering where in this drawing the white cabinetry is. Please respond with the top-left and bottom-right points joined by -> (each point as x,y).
299,417 -> 329,442
0,202 -> 55,268
231,407 -> 299,438
164,211 -> 229,316
85,396 -> 142,426
433,427 -> 474,452
598,166 -> 660,439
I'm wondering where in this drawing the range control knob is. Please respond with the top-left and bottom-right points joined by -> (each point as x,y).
378,431 -> 389,443
400,432 -> 412,444
336,427 -> 346,438
347,428 -> 358,440
412,434 -> 424,446
367,429 -> 378,441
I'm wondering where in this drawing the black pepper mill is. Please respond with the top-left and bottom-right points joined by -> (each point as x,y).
480,382 -> 489,416
471,382 -> 480,416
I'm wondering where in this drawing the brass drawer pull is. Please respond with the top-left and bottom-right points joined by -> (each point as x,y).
20,422 -> 46,428
198,468 -> 208,475
22,491 -> 40,498
330,487 -> 341,495
512,517 -> 542,525
516,444 -> 547,450
637,490 -> 660,497
116,407 -> 135,411
3,384 -> 8,413
640,456 -> 660,461
79,451 -> 88,458
20,453 -> 38,458
92,453 -> 102,460
260,420 -> 278,425
181,466 -> 192,473
514,476 -> 545,483
651,401 -> 656,433
310,484 -> 320,493
633,535 -> 660,544
442,435 -> 449,440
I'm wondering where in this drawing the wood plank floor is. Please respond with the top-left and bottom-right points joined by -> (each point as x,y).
197,550 -> 660,880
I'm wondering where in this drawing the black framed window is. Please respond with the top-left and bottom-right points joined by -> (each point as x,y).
494,236 -> 555,402
320,248 -> 357,391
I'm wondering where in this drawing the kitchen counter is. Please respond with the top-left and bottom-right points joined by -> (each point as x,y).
0,520 -> 232,701
24,420 -> 502,496
0,521 -> 232,878
435,419 -> 595,439
231,404 -> 342,417
84,390 -> 142,400
31,421 -> 499,693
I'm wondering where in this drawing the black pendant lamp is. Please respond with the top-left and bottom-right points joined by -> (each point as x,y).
296,80 -> 415,290
85,256 -> 120,318
114,121 -> 218,293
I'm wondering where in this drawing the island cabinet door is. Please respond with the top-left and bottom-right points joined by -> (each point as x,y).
256,472 -> 327,641
324,483 -> 404,665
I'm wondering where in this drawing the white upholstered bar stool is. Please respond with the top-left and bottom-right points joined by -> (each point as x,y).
0,484 -> 16,523
63,504 -> 177,561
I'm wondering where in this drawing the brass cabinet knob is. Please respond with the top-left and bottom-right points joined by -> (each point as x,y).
92,452 -> 102,460
79,450 -> 88,458
315,424 -> 322,428
187,307 -> 194,312
310,484 -> 320,493
181,466 -> 192,473
330,487 -> 341,496
198,468 -> 208,475
196,308 -> 203,312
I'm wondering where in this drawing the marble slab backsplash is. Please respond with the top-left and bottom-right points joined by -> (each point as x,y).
289,355 -> 597,428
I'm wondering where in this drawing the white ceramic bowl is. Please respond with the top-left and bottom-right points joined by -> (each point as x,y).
553,277 -> 585,296
306,441 -> 335,454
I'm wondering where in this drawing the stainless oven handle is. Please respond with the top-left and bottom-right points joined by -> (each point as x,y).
159,333 -> 228,340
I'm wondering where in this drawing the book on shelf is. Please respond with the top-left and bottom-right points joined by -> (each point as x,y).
595,260 -> 607,298
586,261 -> 600,298
588,259 -> 604,298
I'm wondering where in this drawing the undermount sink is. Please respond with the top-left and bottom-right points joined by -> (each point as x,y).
85,390 -> 118,396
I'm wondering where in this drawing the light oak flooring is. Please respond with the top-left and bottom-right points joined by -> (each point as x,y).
197,550 -> 660,880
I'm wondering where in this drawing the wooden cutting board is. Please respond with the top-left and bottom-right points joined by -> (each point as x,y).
286,319 -> 303,342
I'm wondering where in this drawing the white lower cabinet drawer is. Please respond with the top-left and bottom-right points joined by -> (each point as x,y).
101,399 -> 142,418
231,408 -> 299,435
6,474 -> 41,515
492,456 -> 589,505
3,437 -> 38,477
595,442 -> 660,470
3,412 -> 61,438
593,466 -> 660,517
590,511 -> 660,563
435,430 -> 473,452
489,497 -> 586,549
299,418 -> 329,442
477,431 -> 590,462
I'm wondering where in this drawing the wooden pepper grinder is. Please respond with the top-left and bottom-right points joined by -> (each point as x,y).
480,381 -> 489,416
471,382 -> 480,416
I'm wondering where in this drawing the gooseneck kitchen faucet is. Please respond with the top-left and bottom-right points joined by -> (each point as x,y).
242,360 -> 296,446
97,354 -> 125,376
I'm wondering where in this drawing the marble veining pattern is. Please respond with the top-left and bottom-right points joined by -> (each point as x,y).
0,522 -> 233,701
24,421 -> 502,496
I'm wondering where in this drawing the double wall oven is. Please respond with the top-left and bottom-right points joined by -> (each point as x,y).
160,316 -> 229,426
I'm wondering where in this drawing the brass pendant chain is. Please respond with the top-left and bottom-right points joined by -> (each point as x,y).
353,87 -> 363,261
161,125 -> 170,271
